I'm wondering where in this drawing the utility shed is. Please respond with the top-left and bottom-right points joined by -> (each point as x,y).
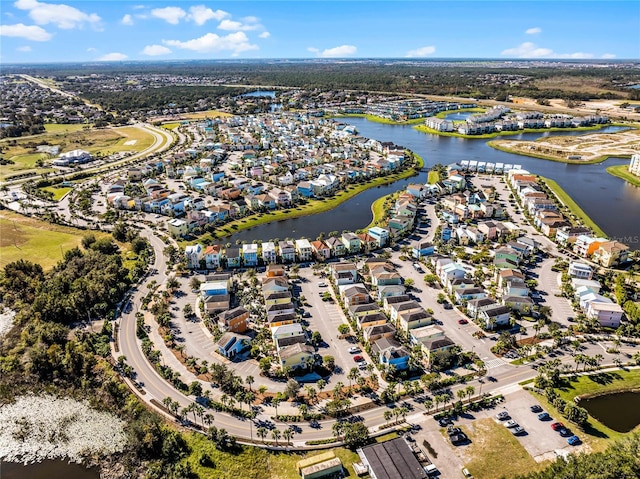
300,458 -> 343,479
358,437 -> 428,479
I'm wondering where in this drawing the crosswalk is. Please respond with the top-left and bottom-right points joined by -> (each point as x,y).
483,357 -> 507,369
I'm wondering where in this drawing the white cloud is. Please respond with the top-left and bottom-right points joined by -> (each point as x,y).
17,45 -> 32,51
405,46 -> 436,58
525,27 -> 541,35
97,52 -> 128,61
188,5 -> 228,26
14,0 -> 100,30
307,47 -> 319,54
602,53 -> 616,59
151,6 -> 186,24
501,42 -> 599,59
218,18 -> 262,31
501,42 -> 556,58
258,31 -> 270,39
121,14 -> 133,26
0,23 -> 51,41
142,44 -> 172,56
320,44 -> 357,58
86,47 -> 96,52
163,31 -> 258,56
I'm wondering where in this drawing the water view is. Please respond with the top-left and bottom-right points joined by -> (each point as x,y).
1,460 -> 100,479
581,391 -> 640,433
223,118 -> 640,247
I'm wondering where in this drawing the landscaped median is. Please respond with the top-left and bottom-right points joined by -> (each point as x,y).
195,154 -> 424,243
606,164 -> 640,188
537,176 -> 607,237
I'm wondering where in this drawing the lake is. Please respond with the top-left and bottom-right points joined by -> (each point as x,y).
222,118 -> 640,248
1,460 -> 100,479
581,390 -> 640,433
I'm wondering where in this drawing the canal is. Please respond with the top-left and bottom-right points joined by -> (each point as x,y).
221,117 -> 640,248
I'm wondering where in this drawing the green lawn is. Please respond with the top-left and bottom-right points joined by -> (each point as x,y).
162,122 -> 181,130
367,193 -> 393,229
0,210 -> 106,270
427,170 -> 440,184
606,164 -> 640,188
181,432 -> 361,479
40,185 -> 72,201
461,418 -> 548,479
538,176 -> 607,237
44,123 -> 91,134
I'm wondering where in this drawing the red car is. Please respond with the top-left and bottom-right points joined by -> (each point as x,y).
353,355 -> 364,362
458,319 -> 468,325
551,422 -> 565,431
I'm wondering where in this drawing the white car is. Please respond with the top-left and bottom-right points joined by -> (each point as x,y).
504,420 -> 519,428
496,411 -> 510,421
318,282 -> 327,287
348,346 -> 361,354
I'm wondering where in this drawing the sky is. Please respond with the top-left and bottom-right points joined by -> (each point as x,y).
0,0 -> 638,63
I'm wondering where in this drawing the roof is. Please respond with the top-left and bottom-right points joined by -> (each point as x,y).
278,343 -> 314,360
422,336 -> 456,352
359,437 -> 428,479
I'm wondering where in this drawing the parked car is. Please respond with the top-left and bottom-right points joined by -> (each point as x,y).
318,282 -> 327,287
538,412 -> 551,421
438,418 -> 452,427
511,426 -> 526,435
567,435 -> 581,446
348,346 -> 361,354
530,405 -> 543,413
504,420 -> 519,428
353,355 -> 364,362
496,411 -> 510,421
450,433 -> 468,445
551,422 -> 565,431
447,426 -> 462,436
357,361 -> 367,369
458,318 -> 468,325
558,427 -> 572,437
443,302 -> 453,309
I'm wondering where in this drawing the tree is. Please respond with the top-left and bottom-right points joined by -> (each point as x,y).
305,385 -> 317,404
348,367 -> 360,392
282,427 -> 294,445
332,421 -> 345,441
338,323 -> 350,336
323,355 -> 335,371
257,427 -> 267,443
188,381 -> 203,397
311,331 -> 323,346
317,379 -> 327,392
343,422 -> 370,449
271,428 -> 282,445
285,378 -> 300,399
245,375 -> 254,391
465,385 -> 475,403
384,410 -> 393,424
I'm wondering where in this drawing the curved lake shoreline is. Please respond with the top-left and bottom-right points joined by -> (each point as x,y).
606,164 -> 640,188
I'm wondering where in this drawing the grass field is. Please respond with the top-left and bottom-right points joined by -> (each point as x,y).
461,418 -> 549,479
40,185 -> 73,201
0,210 -> 103,270
180,110 -> 234,120
427,170 -> 440,184
606,164 -> 640,188
162,122 -> 182,130
367,193 -> 393,229
538,176 -> 607,237
0,125 -> 155,181
181,432 -> 360,479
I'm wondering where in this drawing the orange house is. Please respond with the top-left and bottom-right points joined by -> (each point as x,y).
218,306 -> 249,333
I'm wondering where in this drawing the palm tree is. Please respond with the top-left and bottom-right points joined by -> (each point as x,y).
257,427 -> 267,443
245,375 -> 255,391
465,385 -> 475,403
434,395 -> 442,412
332,421 -> 345,441
282,427 -> 294,446
271,428 -> 282,445
272,397 -> 281,417
399,406 -> 409,422
348,367 -> 360,393
317,379 -> 326,393
305,385 -> 317,405
203,413 -> 214,428
384,410 -> 393,425
457,389 -> 466,403
424,399 -> 434,414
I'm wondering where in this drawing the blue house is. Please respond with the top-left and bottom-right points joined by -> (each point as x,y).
412,240 -> 434,259
441,226 -> 453,242
372,337 -> 410,371
211,171 -> 225,182
368,226 -> 390,248
216,332 -> 251,358
297,181 -> 314,198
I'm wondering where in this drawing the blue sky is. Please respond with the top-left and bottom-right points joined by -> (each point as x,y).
0,1 -> 638,63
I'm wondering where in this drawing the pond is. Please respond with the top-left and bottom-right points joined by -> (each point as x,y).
1,460 -> 100,479
444,111 -> 476,121
581,390 -> 640,433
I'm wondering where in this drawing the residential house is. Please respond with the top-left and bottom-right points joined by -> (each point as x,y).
568,262 -> 594,280
278,343 -> 316,370
267,312 -> 298,328
479,305 -> 512,330
593,241 -> 629,267
331,262 -> 358,285
264,291 -> 293,306
574,235 -> 606,258
494,247 -> 521,269
389,300 -> 422,323
339,283 -> 370,306
266,264 -> 287,277
203,294 -> 230,316
242,243 -> 259,266
502,295 -> 534,312
217,306 -> 249,333
216,332 -> 251,358
467,298 -> 498,319
295,238 -> 313,262
555,226 -> 593,246
363,323 -> 397,343
398,308 -> 432,332
382,294 -> 412,315
454,287 -> 487,304
311,240 -> 331,261
586,301 -> 624,328
341,232 -> 361,254
262,242 -> 277,264
278,240 -> 296,263
204,245 -> 222,269
266,302 -> 296,320
325,236 -> 347,257
372,337 -> 411,371
412,241 -> 434,259
421,335 -> 456,367
272,323 -> 306,349
167,218 -> 188,237
356,312 -> 388,330
225,247 -> 242,268
185,244 -> 203,269
368,227 -> 390,248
